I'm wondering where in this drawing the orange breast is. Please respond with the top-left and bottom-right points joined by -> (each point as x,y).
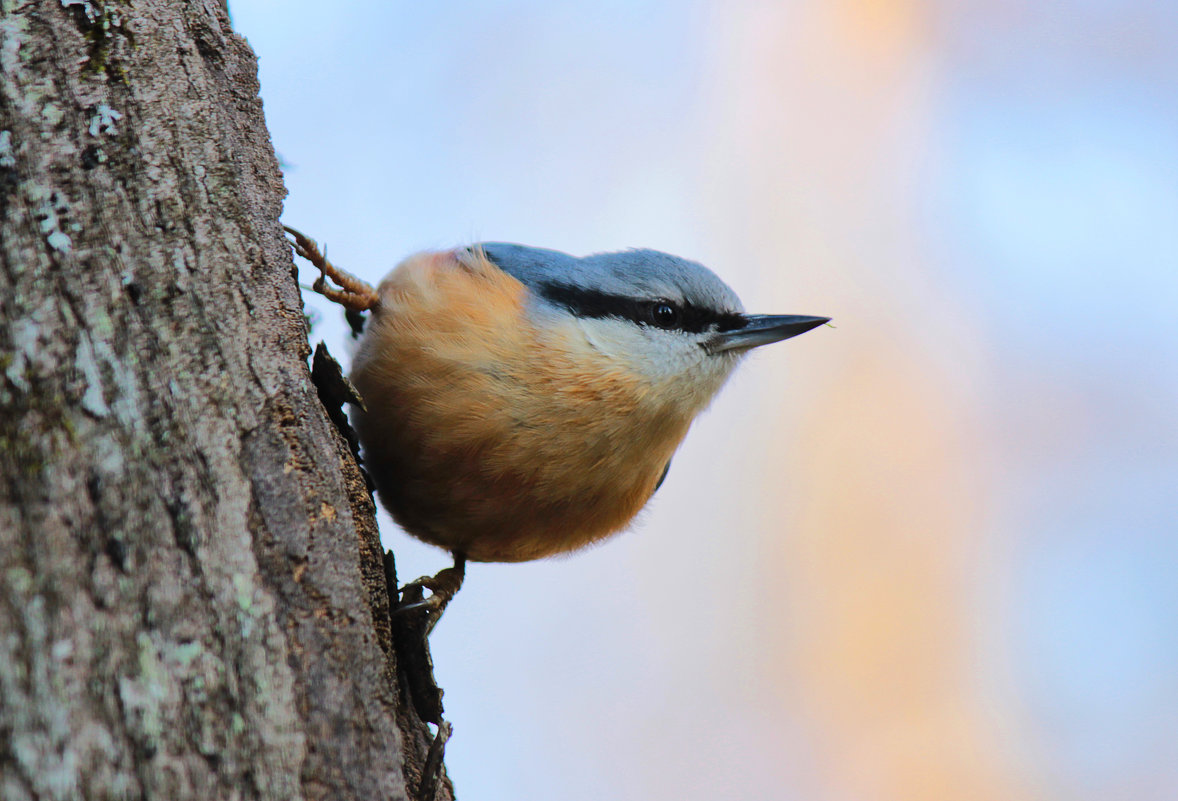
349,249 -> 691,562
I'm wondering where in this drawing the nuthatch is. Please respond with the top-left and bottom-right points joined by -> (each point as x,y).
287,229 -> 827,609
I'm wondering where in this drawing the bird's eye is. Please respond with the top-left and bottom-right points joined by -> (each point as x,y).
649,301 -> 681,329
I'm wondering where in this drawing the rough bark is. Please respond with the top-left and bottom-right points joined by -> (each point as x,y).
0,1 -> 449,799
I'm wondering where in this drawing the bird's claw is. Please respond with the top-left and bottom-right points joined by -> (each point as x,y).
395,555 -> 467,634
284,224 -> 381,312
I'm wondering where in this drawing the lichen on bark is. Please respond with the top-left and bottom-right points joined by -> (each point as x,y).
0,2 -> 449,799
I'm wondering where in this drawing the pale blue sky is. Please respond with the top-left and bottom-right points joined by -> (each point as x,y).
229,2 -> 1178,798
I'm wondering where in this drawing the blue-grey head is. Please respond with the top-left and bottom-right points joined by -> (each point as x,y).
474,242 -> 829,399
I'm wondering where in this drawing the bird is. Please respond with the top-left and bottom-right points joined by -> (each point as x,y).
285,227 -> 828,616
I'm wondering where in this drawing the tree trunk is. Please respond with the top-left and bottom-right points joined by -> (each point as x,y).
0,2 -> 449,798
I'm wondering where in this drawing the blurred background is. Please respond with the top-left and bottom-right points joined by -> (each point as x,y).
228,2 -> 1178,799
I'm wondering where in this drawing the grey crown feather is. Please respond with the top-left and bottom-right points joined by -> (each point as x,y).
477,243 -> 745,315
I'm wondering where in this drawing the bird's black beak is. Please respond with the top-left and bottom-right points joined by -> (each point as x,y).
704,314 -> 830,354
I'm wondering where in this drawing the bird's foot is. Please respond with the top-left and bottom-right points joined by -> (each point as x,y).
396,554 -> 467,634
386,553 -> 467,726
284,225 -> 381,312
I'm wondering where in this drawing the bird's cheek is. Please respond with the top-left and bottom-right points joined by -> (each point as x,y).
674,356 -> 741,413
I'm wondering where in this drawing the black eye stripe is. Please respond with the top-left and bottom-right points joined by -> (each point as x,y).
538,283 -> 746,334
